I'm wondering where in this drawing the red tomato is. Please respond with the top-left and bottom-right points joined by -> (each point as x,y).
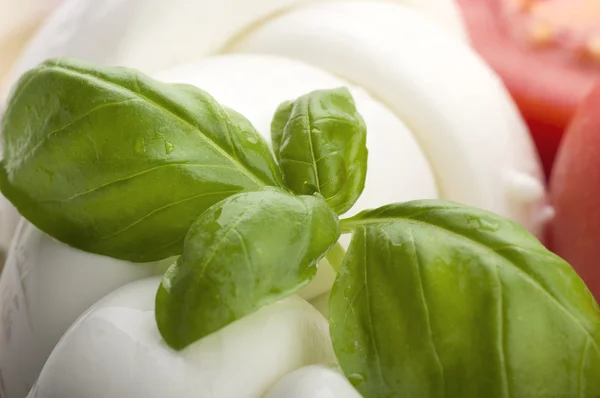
549,82 -> 600,300
457,0 -> 600,177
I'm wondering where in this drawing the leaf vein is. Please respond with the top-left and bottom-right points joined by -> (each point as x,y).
231,229 -> 253,274
18,98 -> 141,164
42,163 -> 240,203
304,102 -> 321,191
99,189 -> 240,241
349,216 -> 600,357
279,158 -> 315,168
578,337 -> 591,398
492,262 -> 511,398
363,229 -> 390,392
407,226 -> 446,397
47,65 -> 266,187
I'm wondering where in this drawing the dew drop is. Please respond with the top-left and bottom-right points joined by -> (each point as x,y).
347,373 -> 366,386
134,137 -> 146,154
478,218 -> 500,232
164,140 -> 175,154
246,135 -> 258,144
466,215 -> 500,232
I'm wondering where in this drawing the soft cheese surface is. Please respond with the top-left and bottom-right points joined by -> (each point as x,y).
28,278 -> 336,398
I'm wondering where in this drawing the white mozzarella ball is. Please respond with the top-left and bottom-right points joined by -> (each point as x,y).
29,277 -> 336,398
0,220 -> 170,398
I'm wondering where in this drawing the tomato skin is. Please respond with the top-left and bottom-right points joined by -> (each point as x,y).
457,0 -> 600,178
549,83 -> 600,300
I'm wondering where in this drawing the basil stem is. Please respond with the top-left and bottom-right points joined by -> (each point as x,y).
325,241 -> 346,273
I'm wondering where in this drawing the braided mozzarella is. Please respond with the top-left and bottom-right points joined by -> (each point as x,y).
0,1 -> 547,397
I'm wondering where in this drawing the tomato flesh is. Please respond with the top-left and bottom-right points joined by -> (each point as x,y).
549,83 -> 600,300
457,0 -> 600,177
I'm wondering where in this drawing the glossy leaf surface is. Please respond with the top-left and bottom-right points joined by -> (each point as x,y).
0,58 -> 282,261
156,188 -> 339,350
331,200 -> 600,398
271,88 -> 367,215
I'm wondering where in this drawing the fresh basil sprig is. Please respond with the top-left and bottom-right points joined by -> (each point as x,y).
2,59 -> 599,396
271,88 -> 368,215
0,58 -> 282,262
155,187 -> 339,349
332,201 -> 600,398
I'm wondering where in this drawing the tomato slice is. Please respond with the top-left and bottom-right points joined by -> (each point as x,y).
549,82 -> 600,300
456,0 -> 600,177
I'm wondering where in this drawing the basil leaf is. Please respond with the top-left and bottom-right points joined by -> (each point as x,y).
155,187 -> 340,350
0,58 -> 283,262
270,100 -> 293,157
271,88 -> 367,215
332,200 -> 600,398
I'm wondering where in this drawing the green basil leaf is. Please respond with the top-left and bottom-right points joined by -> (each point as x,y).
332,200 -> 600,398
0,58 -> 283,262
155,187 -> 340,350
271,87 -> 367,215
270,100 -> 293,157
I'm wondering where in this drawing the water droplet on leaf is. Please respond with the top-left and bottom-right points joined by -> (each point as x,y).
134,137 -> 146,154
466,215 -> 500,232
164,140 -> 175,154
478,218 -> 500,232
347,373 -> 366,386
246,136 -> 258,144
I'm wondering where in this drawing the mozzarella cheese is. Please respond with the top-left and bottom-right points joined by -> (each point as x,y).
264,365 -> 363,398
0,221 -> 171,398
0,54 -> 438,396
232,1 -> 547,236
0,0 -> 549,396
28,277 -> 336,398
0,0 -> 467,273
0,0 -> 466,96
